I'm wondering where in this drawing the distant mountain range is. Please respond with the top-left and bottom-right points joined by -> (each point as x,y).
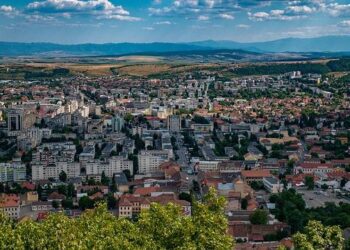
190,36 -> 350,53
1,35 -> 350,57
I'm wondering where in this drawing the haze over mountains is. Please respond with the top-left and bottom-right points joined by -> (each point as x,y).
1,36 -> 350,57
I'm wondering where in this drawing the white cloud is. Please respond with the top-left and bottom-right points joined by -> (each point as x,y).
248,7 -> 309,21
198,15 -> 209,20
287,5 -> 316,14
148,0 -> 253,19
248,11 -> 269,21
205,0 -> 215,8
219,13 -> 234,20
103,15 -> 141,21
236,24 -> 250,29
327,3 -> 350,17
0,5 -> 18,17
143,26 -> 155,30
338,20 -> 350,27
155,21 -> 172,25
26,0 -> 139,21
174,0 -> 199,8
0,5 -> 14,13
148,7 -> 172,15
25,14 -> 56,22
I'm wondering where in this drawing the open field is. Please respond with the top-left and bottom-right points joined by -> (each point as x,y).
0,57 -> 227,79
0,56 -> 349,80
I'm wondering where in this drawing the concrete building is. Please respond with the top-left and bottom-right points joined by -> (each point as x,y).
85,157 -> 133,177
263,176 -> 284,193
138,150 -> 172,174
196,161 -> 220,172
168,115 -> 181,132
112,115 -> 125,132
7,108 -> 36,136
0,194 -> 20,219
241,169 -> 272,184
0,161 -> 26,182
31,162 -> 80,181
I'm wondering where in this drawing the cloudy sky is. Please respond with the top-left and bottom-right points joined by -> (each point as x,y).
0,0 -> 350,43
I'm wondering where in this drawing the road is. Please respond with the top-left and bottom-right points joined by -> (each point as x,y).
298,189 -> 350,208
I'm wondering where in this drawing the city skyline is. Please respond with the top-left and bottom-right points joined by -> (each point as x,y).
1,0 -> 350,44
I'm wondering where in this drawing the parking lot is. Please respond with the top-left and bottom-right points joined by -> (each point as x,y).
298,189 -> 350,208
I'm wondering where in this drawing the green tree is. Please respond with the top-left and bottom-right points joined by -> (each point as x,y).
59,171 -> 67,182
67,183 -> 75,198
321,184 -> 329,191
123,169 -> 132,181
190,187 -> 234,249
57,185 -> 67,196
241,198 -> 248,210
78,196 -> 94,210
107,193 -> 117,209
250,209 -> 268,225
101,171 -> 110,186
179,192 -> 192,203
52,201 -> 59,209
61,199 -> 73,209
293,220 -> 344,250
345,238 -> 350,250
305,176 -> 315,190
0,189 -> 234,249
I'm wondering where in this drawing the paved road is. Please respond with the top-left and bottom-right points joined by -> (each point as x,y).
298,189 -> 350,208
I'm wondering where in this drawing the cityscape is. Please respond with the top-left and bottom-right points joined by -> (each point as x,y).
1,0 -> 350,249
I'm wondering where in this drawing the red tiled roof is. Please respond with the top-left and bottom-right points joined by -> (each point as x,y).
48,192 -> 66,200
241,170 -> 271,178
21,182 -> 36,191
299,163 -> 332,169
0,194 -> 20,208
134,186 -> 160,196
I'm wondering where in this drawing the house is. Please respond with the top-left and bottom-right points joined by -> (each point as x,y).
294,162 -> 333,175
228,221 -> 290,243
241,170 -> 272,184
31,201 -> 53,212
114,172 -> 129,193
117,193 -> 191,218
118,199 -> 133,218
0,194 -> 20,219
25,191 -> 39,204
263,176 -> 284,193
47,192 -> 66,202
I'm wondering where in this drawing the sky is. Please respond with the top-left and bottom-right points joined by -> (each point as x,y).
0,0 -> 350,44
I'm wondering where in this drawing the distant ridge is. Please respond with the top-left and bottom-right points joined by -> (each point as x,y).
0,42 -> 212,57
191,36 -> 350,53
1,35 -> 350,57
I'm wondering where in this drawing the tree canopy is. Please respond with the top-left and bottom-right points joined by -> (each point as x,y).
0,188 -> 234,250
293,220 -> 344,250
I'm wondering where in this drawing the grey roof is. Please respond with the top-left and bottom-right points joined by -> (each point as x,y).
114,172 -> 128,185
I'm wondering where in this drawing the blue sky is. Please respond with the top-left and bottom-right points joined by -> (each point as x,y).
0,0 -> 350,43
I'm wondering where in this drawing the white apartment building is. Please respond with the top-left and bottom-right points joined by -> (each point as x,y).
85,157 -> 133,177
263,176 -> 284,193
138,150 -> 172,174
196,160 -> 220,172
79,145 -> 95,163
32,162 -> 80,181
168,115 -> 181,132
0,161 -> 26,182
18,127 -> 52,149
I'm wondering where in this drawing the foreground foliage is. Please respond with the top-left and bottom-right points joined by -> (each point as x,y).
293,220 -> 344,250
271,189 -> 350,233
0,188 -> 234,250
